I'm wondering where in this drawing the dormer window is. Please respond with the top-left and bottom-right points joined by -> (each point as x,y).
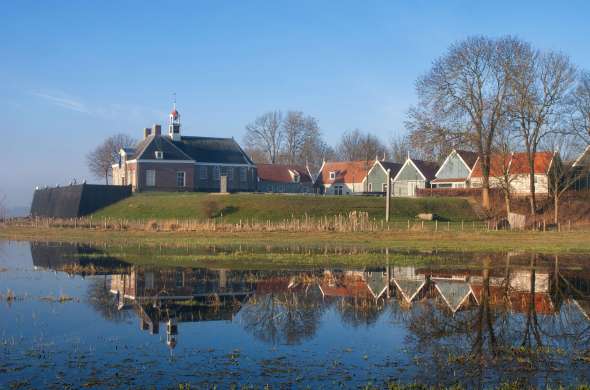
155,151 -> 164,160
329,171 -> 336,180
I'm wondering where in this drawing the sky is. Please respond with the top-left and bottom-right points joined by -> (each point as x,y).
1,0 -> 590,209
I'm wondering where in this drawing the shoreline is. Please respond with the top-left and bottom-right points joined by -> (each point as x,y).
2,225 -> 590,254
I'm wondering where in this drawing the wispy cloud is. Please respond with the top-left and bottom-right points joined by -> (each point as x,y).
31,90 -> 90,113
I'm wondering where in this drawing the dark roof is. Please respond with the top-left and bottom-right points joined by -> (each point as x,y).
378,161 -> 403,178
411,159 -> 439,180
132,135 -> 192,161
257,164 -> 312,183
455,150 -> 479,169
173,136 -> 253,165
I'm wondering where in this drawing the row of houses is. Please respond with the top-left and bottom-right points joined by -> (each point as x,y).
112,105 -> 590,196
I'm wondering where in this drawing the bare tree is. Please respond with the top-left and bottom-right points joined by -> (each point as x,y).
407,36 -> 514,210
543,133 -> 589,224
570,71 -> 590,143
0,193 -> 7,221
389,133 -> 412,163
337,129 -> 386,161
244,111 -> 284,164
507,41 -> 577,215
86,134 -> 136,184
494,126 -> 518,214
282,111 -> 306,165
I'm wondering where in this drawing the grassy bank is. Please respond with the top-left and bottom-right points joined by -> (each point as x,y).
91,192 -> 478,222
2,224 -> 590,254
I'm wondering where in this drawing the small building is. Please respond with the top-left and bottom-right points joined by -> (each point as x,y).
365,160 -> 403,194
468,151 -> 556,196
256,164 -> 313,193
314,160 -> 373,195
112,105 -> 257,192
392,158 -> 439,197
431,149 -> 478,189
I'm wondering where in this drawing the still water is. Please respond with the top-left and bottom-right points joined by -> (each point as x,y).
2,240 -> 590,388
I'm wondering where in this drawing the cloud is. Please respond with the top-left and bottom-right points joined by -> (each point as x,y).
31,91 -> 90,113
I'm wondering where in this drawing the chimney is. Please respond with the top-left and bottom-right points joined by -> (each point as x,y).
144,127 -> 151,139
153,124 -> 162,136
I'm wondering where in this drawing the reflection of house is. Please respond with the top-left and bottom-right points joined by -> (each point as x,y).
392,267 -> 428,304
432,278 -> 477,313
30,242 -> 128,274
318,269 -> 391,301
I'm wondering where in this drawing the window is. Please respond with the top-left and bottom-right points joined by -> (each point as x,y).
155,151 -> 164,159
213,166 -> 221,181
334,185 -> 343,195
227,167 -> 234,182
175,270 -> 184,288
382,183 -> 388,193
368,183 -> 373,192
145,170 -> 156,187
329,171 -> 336,180
240,167 -> 247,182
176,171 -> 186,187
199,165 -> 208,180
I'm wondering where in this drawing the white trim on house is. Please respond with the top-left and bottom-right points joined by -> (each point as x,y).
127,159 -> 195,164
392,158 -> 427,182
434,149 -> 473,178
573,146 -> 590,167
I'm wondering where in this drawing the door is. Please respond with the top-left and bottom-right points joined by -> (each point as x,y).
408,181 -> 417,197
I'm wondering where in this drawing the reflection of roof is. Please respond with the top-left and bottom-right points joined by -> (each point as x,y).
317,160 -> 372,184
433,280 -> 474,313
470,285 -> 554,315
393,278 -> 427,303
318,280 -> 371,299
365,272 -> 389,299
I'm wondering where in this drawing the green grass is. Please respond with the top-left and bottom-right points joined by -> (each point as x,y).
92,192 -> 478,222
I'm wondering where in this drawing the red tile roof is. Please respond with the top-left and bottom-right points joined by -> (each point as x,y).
470,151 -> 554,178
316,160 -> 373,184
257,164 -> 312,183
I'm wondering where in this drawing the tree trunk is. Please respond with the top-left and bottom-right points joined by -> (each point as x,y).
554,194 -> 559,225
504,192 -> 511,215
529,170 -> 536,215
482,177 -> 490,210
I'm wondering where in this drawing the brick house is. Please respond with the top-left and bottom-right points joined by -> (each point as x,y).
112,106 -> 257,192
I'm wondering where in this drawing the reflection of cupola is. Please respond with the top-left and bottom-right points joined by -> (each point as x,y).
168,104 -> 181,141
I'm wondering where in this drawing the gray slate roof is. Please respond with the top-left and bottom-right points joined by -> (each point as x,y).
132,135 -> 192,161
411,159 -> 439,181
174,136 -> 254,165
130,135 -> 253,165
379,161 -> 403,178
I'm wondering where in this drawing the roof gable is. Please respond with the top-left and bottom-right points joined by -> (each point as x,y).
174,136 -> 253,165
316,160 -> 373,184
257,164 -> 312,183
132,135 -> 193,161
393,158 -> 439,182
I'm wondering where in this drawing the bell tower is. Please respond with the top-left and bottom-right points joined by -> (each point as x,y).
168,98 -> 181,141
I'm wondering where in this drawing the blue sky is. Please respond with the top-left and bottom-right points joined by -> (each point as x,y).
1,0 -> 590,208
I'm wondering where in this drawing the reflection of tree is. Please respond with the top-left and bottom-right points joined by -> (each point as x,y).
239,288 -> 324,345
336,297 -> 385,327
520,254 -> 542,348
86,275 -> 131,322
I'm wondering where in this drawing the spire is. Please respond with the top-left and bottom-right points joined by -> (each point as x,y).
168,94 -> 181,141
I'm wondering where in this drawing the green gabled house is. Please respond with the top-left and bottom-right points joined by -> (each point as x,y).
392,158 -> 439,197
365,160 -> 403,194
431,149 -> 478,189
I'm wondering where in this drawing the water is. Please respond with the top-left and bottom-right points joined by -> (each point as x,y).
1,240 -> 590,388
